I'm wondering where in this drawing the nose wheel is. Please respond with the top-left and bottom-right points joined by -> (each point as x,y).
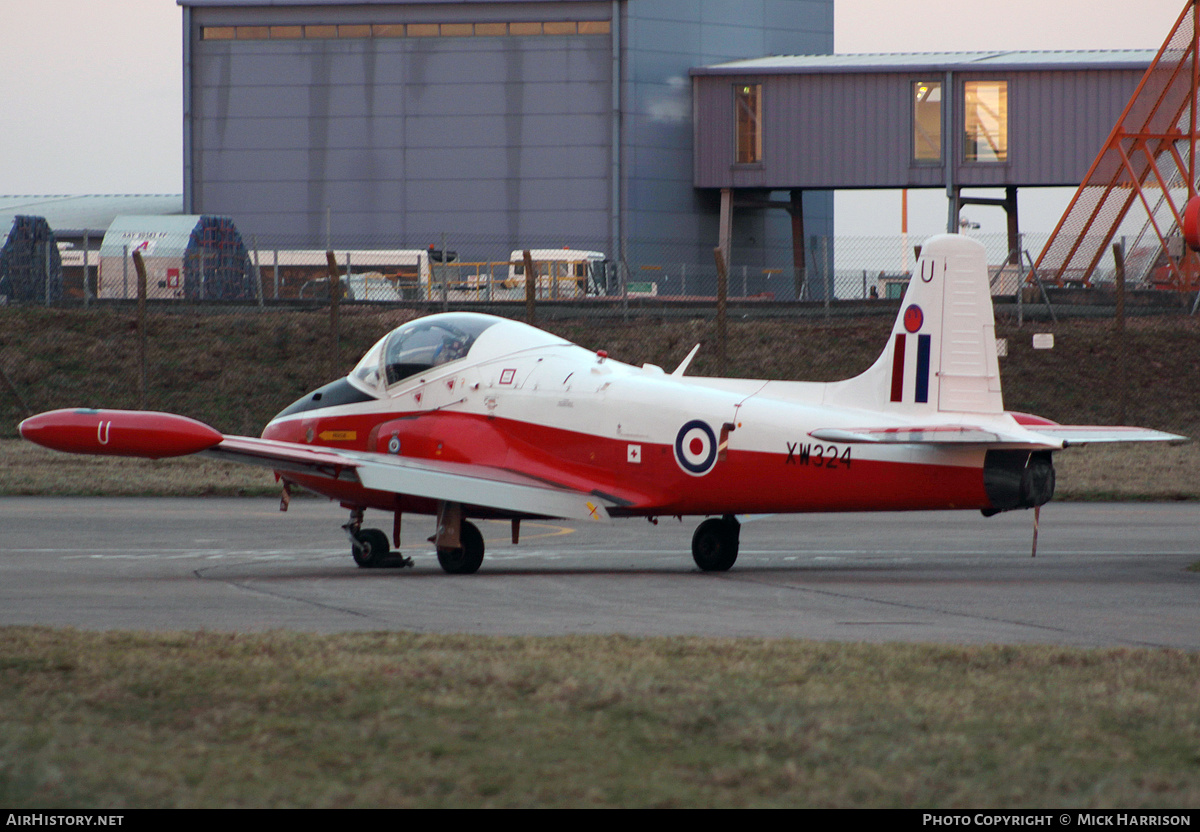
343,509 -> 413,569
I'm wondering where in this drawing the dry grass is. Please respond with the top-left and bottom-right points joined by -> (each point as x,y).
0,439 -> 278,497
4,627 -> 1200,809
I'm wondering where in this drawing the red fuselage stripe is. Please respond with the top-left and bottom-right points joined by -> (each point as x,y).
264,409 -> 991,517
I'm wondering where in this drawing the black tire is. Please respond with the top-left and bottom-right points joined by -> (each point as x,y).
353,528 -> 391,568
691,516 -> 739,572
436,520 -> 485,574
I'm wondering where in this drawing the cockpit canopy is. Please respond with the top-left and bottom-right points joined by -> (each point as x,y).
350,313 -> 500,393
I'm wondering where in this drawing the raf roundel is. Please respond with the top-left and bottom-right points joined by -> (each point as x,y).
675,420 -> 718,476
903,304 -> 924,333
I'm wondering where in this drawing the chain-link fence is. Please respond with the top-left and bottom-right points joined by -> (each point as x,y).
3,232 -> 1197,442
14,227 -> 1194,306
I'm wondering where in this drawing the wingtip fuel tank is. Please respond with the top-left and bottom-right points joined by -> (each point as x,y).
19,409 -> 224,459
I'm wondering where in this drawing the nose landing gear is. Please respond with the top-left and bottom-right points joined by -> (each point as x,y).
343,508 -> 413,569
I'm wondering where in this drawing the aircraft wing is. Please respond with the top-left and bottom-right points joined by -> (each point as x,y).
18,409 -> 610,522
809,424 -> 1185,448
205,436 -> 611,521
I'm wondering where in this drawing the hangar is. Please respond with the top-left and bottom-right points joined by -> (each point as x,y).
179,0 -> 835,280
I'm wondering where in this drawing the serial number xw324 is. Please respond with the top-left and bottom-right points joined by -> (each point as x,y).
784,442 -> 852,469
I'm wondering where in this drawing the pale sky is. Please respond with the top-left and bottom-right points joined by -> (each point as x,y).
0,0 -> 1190,235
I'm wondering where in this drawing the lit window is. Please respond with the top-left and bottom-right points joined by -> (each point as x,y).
964,81 -> 1008,163
735,83 -> 762,164
912,80 -> 941,163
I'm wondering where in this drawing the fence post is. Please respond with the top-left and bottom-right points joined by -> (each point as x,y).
1113,240 -> 1127,424
1017,268 -> 1023,328
713,247 -> 728,374
326,251 -> 340,379
822,236 -> 831,320
132,250 -> 149,410
621,261 -> 629,324
523,250 -> 536,324
441,233 -> 449,313
253,236 -> 263,308
83,230 -> 90,306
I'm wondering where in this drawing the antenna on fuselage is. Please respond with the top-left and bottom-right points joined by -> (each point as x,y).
672,344 -> 701,377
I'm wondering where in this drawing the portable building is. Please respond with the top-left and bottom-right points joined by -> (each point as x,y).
98,215 -> 256,300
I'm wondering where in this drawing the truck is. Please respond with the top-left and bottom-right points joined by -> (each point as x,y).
505,249 -> 612,298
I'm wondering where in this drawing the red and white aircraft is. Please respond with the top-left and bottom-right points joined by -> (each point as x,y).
19,234 -> 1183,573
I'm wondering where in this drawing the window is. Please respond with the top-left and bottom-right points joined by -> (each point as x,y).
964,81 -> 1008,163
912,80 -> 941,163
735,83 -> 762,164
200,20 -> 611,41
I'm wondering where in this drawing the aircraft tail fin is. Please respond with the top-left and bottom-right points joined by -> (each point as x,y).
826,234 -> 1003,415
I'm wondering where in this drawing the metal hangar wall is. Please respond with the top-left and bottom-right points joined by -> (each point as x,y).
180,0 -> 834,273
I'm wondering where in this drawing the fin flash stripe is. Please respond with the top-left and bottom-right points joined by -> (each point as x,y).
890,334 -> 906,402
915,334 -> 932,404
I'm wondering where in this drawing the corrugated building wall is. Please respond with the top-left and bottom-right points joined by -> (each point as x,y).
182,0 -> 834,278
692,54 -> 1148,190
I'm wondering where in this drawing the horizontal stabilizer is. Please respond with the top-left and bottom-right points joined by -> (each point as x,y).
1023,425 -> 1187,446
809,425 -> 1057,447
811,423 -> 1187,448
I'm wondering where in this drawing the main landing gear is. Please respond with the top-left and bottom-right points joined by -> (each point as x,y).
691,514 -> 740,572
342,502 -> 485,574
435,521 -> 485,575
431,501 -> 485,574
343,508 -> 413,569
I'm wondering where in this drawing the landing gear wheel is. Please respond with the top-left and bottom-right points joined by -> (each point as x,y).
692,515 -> 740,572
352,528 -> 391,568
436,521 -> 485,574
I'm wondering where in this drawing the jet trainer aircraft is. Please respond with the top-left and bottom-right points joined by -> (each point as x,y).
19,234 -> 1183,573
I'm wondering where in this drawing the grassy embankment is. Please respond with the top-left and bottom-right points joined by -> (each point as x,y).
1,306 -> 1196,498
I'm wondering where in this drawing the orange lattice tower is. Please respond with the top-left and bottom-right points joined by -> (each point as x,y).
1034,0 -> 1200,290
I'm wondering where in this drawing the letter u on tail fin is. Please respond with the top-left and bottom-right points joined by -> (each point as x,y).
826,234 -> 1003,415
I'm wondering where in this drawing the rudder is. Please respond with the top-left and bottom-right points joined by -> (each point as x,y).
825,234 -> 1003,415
